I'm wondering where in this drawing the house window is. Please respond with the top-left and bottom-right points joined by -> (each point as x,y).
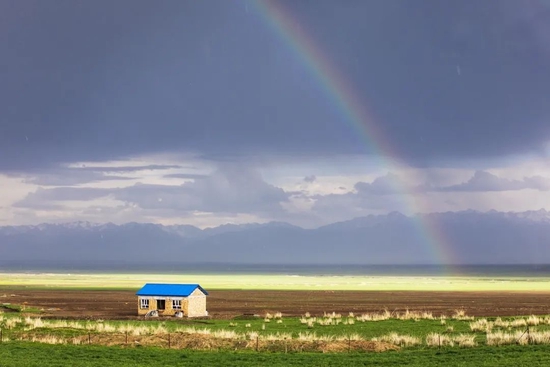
140,298 -> 149,309
172,299 -> 182,310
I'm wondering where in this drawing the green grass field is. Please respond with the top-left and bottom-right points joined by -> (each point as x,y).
2,272 -> 550,366
3,310 -> 550,350
1,272 -> 550,291
1,341 -> 550,367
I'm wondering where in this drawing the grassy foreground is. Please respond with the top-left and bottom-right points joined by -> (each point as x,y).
4,311 -> 550,366
1,272 -> 550,291
1,342 -> 550,367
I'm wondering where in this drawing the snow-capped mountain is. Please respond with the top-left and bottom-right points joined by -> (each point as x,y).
0,210 -> 549,268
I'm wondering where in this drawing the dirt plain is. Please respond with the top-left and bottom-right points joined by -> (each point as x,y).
2,289 -> 550,319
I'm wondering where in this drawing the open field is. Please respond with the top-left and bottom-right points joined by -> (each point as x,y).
1,272 -> 550,318
2,343 -> 550,367
2,272 -> 550,366
2,272 -> 550,291
4,309 -> 550,365
2,289 -> 550,318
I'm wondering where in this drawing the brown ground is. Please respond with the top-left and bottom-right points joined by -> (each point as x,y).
2,289 -> 550,319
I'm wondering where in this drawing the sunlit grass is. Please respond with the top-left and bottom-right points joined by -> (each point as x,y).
4,310 -> 550,352
1,272 -> 550,291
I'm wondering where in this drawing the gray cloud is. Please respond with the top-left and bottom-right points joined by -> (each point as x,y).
311,190 -> 404,223
6,164 -> 183,186
309,173 -> 409,219
523,175 -> 550,191
310,170 -> 550,222
303,175 -> 317,183
14,165 -> 289,215
26,173 -> 132,187
439,171 -> 550,192
115,166 -> 289,214
354,173 -> 403,196
7,168 -> 134,186
14,187 -> 109,208
352,171 -> 550,196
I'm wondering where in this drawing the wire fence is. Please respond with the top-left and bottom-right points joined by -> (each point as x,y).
0,330 -> 398,353
2,326 -> 548,351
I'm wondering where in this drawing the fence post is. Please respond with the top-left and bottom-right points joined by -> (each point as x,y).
168,333 -> 171,349
256,336 -> 259,352
284,337 -> 287,354
527,326 -> 530,345
1,328 -> 3,343
348,335 -> 351,353
88,333 -> 91,345
438,333 -> 441,350
125,331 -> 128,345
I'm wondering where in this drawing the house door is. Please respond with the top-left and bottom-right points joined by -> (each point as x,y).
157,299 -> 166,310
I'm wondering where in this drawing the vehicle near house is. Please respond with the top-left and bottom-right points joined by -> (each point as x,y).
136,283 -> 208,317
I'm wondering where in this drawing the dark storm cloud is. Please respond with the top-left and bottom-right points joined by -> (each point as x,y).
1,0 -> 549,171
303,175 -> 317,183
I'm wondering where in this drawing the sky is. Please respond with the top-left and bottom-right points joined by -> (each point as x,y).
1,0 -> 550,228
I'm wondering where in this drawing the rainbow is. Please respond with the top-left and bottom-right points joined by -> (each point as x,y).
249,0 -> 456,266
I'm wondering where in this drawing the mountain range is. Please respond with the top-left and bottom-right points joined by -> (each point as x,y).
1,209 -> 549,268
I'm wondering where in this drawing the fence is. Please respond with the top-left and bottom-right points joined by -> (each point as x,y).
0,330 -> 398,353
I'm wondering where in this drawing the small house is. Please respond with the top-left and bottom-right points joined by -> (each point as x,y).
136,283 -> 208,317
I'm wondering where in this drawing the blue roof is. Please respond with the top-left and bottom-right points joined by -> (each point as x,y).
136,283 -> 208,297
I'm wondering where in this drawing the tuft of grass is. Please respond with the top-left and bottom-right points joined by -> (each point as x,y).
343,318 -> 355,325
426,333 -> 454,347
510,319 -> 528,328
264,332 -> 292,341
27,335 -> 66,345
487,331 -> 522,346
375,333 -> 421,347
4,317 -> 22,329
487,330 -> 550,346
453,334 -> 477,348
211,329 -> 241,340
356,310 -> 391,322
452,309 -> 474,321
469,319 -> 491,332
527,315 -> 541,326
397,309 -> 434,321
